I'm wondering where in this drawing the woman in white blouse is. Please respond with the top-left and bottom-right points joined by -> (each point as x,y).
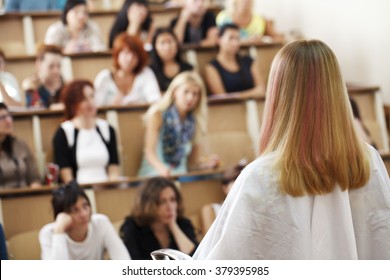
94,33 -> 161,106
53,80 -> 120,184
39,182 -> 130,260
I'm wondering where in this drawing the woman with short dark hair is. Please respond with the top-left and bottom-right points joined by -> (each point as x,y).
39,181 -> 130,259
120,177 -> 198,259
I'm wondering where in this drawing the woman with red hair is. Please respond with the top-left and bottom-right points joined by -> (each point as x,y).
94,33 -> 161,106
53,80 -> 120,184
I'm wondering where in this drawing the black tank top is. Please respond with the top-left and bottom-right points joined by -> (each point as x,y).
209,55 -> 254,93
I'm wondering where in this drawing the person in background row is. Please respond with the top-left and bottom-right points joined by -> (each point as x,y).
205,24 -> 265,97
120,177 -> 197,259
194,40 -> 390,260
170,0 -> 218,46
94,33 -> 161,106
53,80 -> 120,184
0,103 -> 41,189
22,45 -> 64,109
216,0 -> 283,43
39,181 -> 131,259
4,0 -> 58,12
0,50 -> 22,107
109,0 -> 154,48
44,0 -> 106,54
138,71 -> 219,177
149,27 -> 193,93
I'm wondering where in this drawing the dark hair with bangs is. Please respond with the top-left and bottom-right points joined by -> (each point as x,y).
129,177 -> 184,226
112,33 -> 148,74
51,180 -> 91,219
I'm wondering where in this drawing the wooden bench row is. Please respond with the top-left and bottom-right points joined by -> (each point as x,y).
0,4 -> 222,56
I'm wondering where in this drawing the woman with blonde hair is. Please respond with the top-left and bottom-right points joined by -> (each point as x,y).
216,0 -> 283,42
194,40 -> 390,259
138,71 -> 219,177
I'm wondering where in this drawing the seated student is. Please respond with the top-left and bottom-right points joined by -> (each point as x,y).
194,40 -> 390,260
4,0 -> 58,12
94,33 -> 161,106
204,24 -> 265,97
53,80 -> 120,184
22,45 -> 64,109
44,0 -> 106,54
170,0 -> 218,46
138,71 -> 219,178
216,0 -> 283,42
120,177 -> 197,260
0,103 -> 41,189
149,27 -> 193,92
108,0 -> 154,48
39,181 -> 131,260
0,50 -> 22,107
200,159 -> 246,233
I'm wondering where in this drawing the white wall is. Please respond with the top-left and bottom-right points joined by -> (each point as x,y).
255,0 -> 390,103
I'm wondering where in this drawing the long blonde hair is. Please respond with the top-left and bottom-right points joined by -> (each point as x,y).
259,40 -> 370,197
143,71 -> 208,141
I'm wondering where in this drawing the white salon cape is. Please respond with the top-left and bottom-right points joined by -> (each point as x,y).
194,145 -> 390,259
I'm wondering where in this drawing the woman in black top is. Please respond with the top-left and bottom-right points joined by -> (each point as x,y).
120,177 -> 198,260
150,27 -> 193,92
108,0 -> 154,48
204,23 -> 265,97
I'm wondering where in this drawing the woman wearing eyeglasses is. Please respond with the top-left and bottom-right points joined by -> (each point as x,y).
39,182 -> 131,260
0,103 -> 41,189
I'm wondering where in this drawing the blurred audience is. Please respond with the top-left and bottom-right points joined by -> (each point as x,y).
120,177 -> 197,259
216,0 -> 283,42
170,0 -> 218,46
0,102 -> 41,189
0,50 -> 22,107
94,33 -> 161,106
44,0 -> 106,54
149,27 -> 193,92
22,45 -> 64,109
204,24 -> 265,97
39,181 -> 130,259
53,80 -> 120,184
138,71 -> 219,177
109,0 -> 154,48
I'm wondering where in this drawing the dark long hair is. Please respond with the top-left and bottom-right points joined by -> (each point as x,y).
129,177 -> 184,227
0,103 -> 14,158
150,27 -> 184,72
108,0 -> 152,48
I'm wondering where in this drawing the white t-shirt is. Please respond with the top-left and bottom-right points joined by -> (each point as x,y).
39,214 -> 131,260
94,67 -> 161,106
194,145 -> 390,259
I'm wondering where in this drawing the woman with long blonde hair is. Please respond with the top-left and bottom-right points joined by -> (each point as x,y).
138,71 -> 219,177
194,40 -> 390,259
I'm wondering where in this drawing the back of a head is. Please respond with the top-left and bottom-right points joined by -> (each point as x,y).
260,39 -> 370,197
